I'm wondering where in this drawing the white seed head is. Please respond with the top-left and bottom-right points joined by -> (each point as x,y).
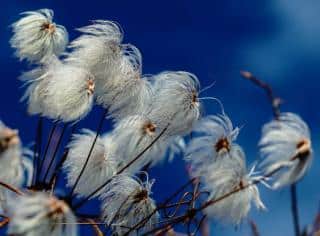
95,44 -> 153,121
10,9 -> 68,63
65,20 -> 122,79
204,157 -> 265,225
7,192 -> 77,236
111,115 -> 168,174
259,112 -> 312,188
185,114 -> 243,177
21,58 -> 95,122
63,129 -> 118,197
66,21 -> 152,121
147,71 -> 201,136
100,174 -> 158,235
0,121 -> 26,187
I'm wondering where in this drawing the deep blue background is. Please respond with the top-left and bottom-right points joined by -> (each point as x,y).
1,1 -> 320,235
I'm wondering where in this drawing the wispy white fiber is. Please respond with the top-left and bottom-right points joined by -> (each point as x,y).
10,9 -> 68,63
100,174 -> 158,235
0,121 -> 34,213
148,71 -> 201,136
21,57 -> 95,122
204,157 -> 266,225
65,20 -> 122,79
63,129 -> 118,197
259,112 -> 312,188
111,115 -> 168,173
66,21 -> 152,121
185,114 -> 243,177
7,192 -> 77,236
95,44 -> 153,121
0,121 -> 24,186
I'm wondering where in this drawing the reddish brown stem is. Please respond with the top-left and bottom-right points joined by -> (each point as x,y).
0,181 -> 23,195
241,70 -> 300,236
249,219 -> 260,236
240,70 -> 281,119
81,218 -> 104,236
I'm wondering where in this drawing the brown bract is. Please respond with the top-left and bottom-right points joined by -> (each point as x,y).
47,197 -> 69,219
87,79 -> 95,95
292,138 -> 311,161
143,122 -> 157,136
215,137 -> 230,153
42,22 -> 56,34
0,128 -> 19,153
133,189 -> 149,204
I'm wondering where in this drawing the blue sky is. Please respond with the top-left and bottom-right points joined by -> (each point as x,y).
0,1 -> 319,235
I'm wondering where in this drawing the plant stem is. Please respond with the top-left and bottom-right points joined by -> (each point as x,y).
43,123 -> 67,183
0,181 -> 23,195
72,125 -> 170,210
291,184 -> 300,236
69,109 -> 107,197
37,121 -> 58,184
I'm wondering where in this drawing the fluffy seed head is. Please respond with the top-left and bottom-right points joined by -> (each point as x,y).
95,44 -> 153,121
21,58 -> 95,122
66,21 -> 152,120
148,71 -> 201,136
7,192 -> 77,236
111,115 -> 169,173
185,114 -> 243,177
63,129 -> 118,197
0,121 -> 26,186
100,174 -> 158,235
204,157 -> 265,225
0,122 -> 20,153
10,9 -> 68,63
259,112 -> 312,188
65,20 -> 122,77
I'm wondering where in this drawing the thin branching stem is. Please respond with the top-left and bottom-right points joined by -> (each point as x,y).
142,215 -> 187,236
123,178 -> 197,236
192,215 -> 207,236
240,70 -> 281,118
249,219 -> 260,236
37,121 -> 58,184
69,109 -> 107,197
130,157 -> 284,235
241,70 -> 301,236
0,181 -> 23,195
43,123 -> 67,183
105,191 -> 134,234
72,125 -> 170,210
162,191 -> 194,219
80,218 -> 104,236
133,162 -> 288,235
291,184 -> 301,236
49,124 -> 78,186
159,200 -> 192,209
